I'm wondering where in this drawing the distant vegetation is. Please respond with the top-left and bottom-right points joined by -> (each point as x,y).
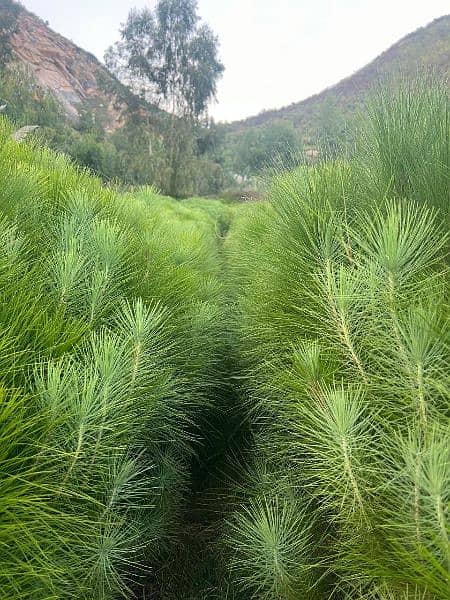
0,0 -> 19,61
0,1 -> 448,196
0,59 -> 233,195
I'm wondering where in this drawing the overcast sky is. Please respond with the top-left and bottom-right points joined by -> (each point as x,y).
21,0 -> 449,122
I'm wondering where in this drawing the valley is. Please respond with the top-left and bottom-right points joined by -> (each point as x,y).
0,1 -> 448,598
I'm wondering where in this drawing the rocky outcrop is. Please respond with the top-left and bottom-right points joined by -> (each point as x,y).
9,7 -> 127,131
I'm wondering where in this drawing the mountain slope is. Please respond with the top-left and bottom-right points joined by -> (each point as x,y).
229,15 -> 450,135
0,0 -> 154,132
0,1 -> 229,197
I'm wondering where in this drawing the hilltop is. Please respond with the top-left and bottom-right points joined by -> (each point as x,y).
229,15 -> 450,136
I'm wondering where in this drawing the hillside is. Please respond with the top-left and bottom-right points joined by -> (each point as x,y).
0,0 -> 227,196
229,15 -> 450,135
0,0 -> 156,131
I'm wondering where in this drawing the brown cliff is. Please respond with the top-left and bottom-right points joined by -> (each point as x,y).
7,3 -> 130,131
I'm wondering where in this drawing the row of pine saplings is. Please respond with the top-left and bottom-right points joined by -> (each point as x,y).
223,80 -> 449,600
0,123 -> 227,599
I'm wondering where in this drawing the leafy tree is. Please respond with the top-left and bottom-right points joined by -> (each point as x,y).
105,0 -> 224,196
234,120 -> 302,176
105,0 -> 223,118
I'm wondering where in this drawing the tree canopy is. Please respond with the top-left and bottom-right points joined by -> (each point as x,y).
234,120 -> 302,176
105,0 -> 224,119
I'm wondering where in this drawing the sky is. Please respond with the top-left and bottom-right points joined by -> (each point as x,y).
21,0 -> 449,122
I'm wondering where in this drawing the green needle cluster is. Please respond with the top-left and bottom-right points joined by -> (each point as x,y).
224,77 -> 449,599
0,118 -> 231,599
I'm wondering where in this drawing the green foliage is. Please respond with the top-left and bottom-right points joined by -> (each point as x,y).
68,133 -> 120,180
105,0 -> 224,119
226,495 -> 319,600
355,75 -> 450,217
0,0 -> 20,62
0,61 -> 228,196
0,63 -> 123,180
0,63 -> 65,127
105,0 -> 225,196
314,97 -> 353,160
0,116 -> 231,598
225,78 -> 449,599
233,120 -> 302,177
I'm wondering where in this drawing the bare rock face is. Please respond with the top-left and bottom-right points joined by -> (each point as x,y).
9,9 -> 126,132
